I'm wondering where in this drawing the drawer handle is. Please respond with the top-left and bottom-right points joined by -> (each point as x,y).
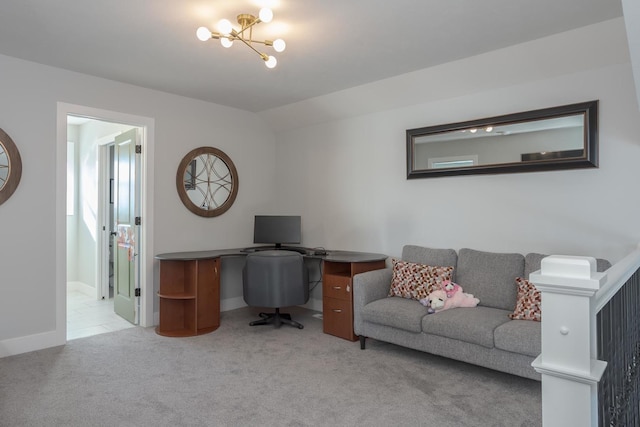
332,309 -> 343,313
332,286 -> 342,290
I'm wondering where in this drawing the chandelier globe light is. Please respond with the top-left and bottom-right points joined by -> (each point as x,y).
196,7 -> 286,69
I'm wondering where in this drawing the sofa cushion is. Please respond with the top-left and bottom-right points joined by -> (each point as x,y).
494,319 -> 541,357
388,259 -> 453,301
421,306 -> 511,349
361,297 -> 428,333
456,248 -> 524,311
401,245 -> 458,281
509,277 -> 541,322
524,252 -> 611,278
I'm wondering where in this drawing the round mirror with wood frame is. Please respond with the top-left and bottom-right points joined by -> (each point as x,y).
176,146 -> 238,217
0,128 -> 22,206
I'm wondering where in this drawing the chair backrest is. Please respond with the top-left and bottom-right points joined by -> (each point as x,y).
243,250 -> 309,308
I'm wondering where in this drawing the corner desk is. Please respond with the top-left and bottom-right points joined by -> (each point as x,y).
155,248 -> 387,340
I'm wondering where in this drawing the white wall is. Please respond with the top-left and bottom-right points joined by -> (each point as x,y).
270,18 -> 640,265
0,53 -> 276,347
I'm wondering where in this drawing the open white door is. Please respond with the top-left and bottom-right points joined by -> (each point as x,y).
113,128 -> 139,324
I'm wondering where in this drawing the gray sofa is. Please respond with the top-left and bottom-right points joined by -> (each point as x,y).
353,245 -> 610,380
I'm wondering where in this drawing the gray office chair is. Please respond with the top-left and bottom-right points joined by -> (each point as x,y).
243,250 -> 309,329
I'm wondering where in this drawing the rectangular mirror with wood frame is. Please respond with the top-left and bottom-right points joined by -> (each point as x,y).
406,100 -> 598,179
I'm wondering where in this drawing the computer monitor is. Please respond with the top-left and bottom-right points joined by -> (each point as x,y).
253,215 -> 301,248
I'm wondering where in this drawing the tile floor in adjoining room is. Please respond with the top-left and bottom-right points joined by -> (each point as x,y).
67,290 -> 136,340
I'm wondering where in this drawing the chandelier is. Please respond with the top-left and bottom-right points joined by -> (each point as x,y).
196,8 -> 286,69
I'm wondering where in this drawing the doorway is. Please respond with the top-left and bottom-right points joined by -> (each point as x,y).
67,115 -> 143,339
57,103 -> 155,344
66,117 -> 141,339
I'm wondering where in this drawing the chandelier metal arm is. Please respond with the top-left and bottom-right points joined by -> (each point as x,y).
230,30 -> 269,61
235,38 -> 274,47
234,16 -> 261,38
212,32 -> 272,47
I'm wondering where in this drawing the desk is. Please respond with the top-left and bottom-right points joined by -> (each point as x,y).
155,248 -> 387,339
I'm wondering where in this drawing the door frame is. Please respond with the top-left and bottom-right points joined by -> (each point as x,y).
56,103 -> 155,343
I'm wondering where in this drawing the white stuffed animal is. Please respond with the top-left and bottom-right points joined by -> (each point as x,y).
420,288 -> 479,314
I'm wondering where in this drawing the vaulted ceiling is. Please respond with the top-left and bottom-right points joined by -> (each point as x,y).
0,0 -> 626,112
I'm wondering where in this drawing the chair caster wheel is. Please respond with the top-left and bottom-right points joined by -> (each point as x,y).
298,325 -> 304,329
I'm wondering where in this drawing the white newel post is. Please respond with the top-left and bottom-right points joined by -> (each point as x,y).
529,255 -> 608,427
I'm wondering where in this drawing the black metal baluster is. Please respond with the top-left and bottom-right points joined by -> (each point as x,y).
597,269 -> 640,427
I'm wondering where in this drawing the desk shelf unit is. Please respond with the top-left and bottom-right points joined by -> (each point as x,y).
322,259 -> 386,341
156,257 -> 220,337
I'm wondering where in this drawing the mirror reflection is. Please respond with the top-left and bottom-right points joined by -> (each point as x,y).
406,101 -> 598,178
0,141 -> 8,191
184,153 -> 232,209
176,147 -> 238,217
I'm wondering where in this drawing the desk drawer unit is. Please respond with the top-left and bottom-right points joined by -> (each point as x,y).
322,259 -> 386,341
323,296 -> 353,340
323,274 -> 352,300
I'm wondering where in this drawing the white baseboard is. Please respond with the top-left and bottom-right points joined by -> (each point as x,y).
302,297 -> 322,313
67,281 -> 95,297
0,329 -> 65,358
221,296 -> 248,312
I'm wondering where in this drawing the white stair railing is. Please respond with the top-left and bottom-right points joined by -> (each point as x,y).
530,246 -> 640,427
529,255 -> 607,427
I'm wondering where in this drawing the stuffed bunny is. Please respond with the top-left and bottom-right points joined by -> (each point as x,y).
420,288 -> 479,313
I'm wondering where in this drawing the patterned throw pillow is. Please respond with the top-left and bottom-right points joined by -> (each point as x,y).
509,277 -> 542,321
388,259 -> 454,301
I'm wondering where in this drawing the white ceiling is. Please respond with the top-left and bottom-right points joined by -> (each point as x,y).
0,0 -> 624,113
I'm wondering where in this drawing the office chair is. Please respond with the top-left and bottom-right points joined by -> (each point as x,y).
243,250 -> 309,329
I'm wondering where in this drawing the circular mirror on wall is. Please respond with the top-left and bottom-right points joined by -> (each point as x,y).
0,128 -> 22,206
176,146 -> 238,217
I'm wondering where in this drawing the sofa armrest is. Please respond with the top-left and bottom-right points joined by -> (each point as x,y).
353,267 -> 392,335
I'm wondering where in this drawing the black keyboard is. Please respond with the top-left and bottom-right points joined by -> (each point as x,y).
279,246 -> 308,255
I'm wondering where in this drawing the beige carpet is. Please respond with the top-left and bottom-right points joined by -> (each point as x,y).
0,306 -> 541,426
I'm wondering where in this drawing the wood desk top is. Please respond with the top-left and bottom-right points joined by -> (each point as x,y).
155,248 -> 388,264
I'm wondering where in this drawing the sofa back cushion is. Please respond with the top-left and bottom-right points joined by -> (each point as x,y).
524,252 -> 611,278
401,245 -> 458,281
456,248 -> 524,311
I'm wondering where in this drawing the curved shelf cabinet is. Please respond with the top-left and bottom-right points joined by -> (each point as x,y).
156,257 -> 220,337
